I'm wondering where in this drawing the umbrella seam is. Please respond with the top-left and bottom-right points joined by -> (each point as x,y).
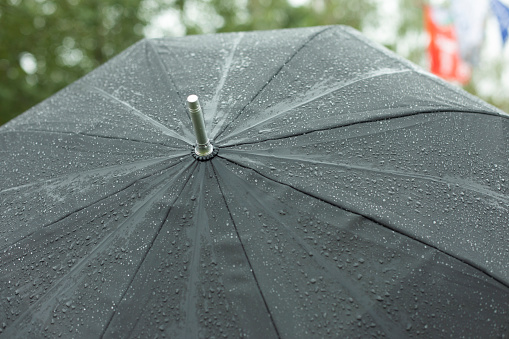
146,39 -> 186,106
214,26 -> 334,141
219,155 -> 509,290
146,39 -> 195,140
209,33 -> 245,137
411,70 -> 509,117
182,163 -> 209,338
81,82 -> 191,144
341,26 -> 509,117
212,159 -> 410,337
43,160 -> 188,231
1,157 -> 188,253
0,154 -> 185,195
0,160 -> 194,336
211,161 -> 283,339
0,128 -> 183,149
219,108 -> 507,148
77,132 -> 184,149
100,160 -> 197,338
215,68 -> 413,143
221,150 -> 509,205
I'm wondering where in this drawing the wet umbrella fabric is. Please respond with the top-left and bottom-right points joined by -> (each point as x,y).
1,26 -> 509,338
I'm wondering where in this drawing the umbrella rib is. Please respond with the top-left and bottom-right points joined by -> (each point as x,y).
1,156 -> 188,252
0,154 -> 184,195
211,162 -> 282,339
101,161 -> 197,338
209,33 -> 244,137
77,131 -> 183,149
145,40 -> 194,138
146,39 -> 186,105
212,158 -> 408,337
1,127 -> 182,150
221,150 -> 509,205
341,26 -> 508,117
181,163 -> 214,338
217,68 -> 412,143
214,26 -> 334,141
219,156 -> 509,290
0,160 -> 195,335
81,82 -> 191,144
219,107 -> 504,148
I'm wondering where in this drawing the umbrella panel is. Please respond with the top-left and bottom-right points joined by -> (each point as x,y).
213,158 -> 509,338
3,158 -> 507,337
221,111 -> 509,283
1,26 -> 509,338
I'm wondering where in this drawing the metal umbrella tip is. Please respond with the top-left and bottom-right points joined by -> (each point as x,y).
187,95 -> 199,110
186,94 -> 216,160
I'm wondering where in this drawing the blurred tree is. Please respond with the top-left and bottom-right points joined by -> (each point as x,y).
393,0 -> 427,64
0,0 -> 147,125
175,0 -> 375,34
1,0 -> 507,126
0,0 -> 376,125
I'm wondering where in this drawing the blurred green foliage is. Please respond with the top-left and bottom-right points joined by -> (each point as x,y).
0,0 -> 377,125
0,0 -> 507,125
0,0 -> 148,125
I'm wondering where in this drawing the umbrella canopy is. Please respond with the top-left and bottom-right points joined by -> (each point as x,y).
1,26 -> 509,338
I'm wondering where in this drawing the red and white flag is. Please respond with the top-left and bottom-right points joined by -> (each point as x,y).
424,5 -> 471,84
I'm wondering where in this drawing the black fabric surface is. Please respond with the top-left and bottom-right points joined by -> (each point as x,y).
1,26 -> 508,338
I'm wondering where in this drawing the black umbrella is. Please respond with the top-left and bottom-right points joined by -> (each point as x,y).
1,26 -> 508,338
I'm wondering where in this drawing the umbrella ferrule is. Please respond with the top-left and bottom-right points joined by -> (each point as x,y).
187,95 -> 214,157
195,139 -> 213,156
